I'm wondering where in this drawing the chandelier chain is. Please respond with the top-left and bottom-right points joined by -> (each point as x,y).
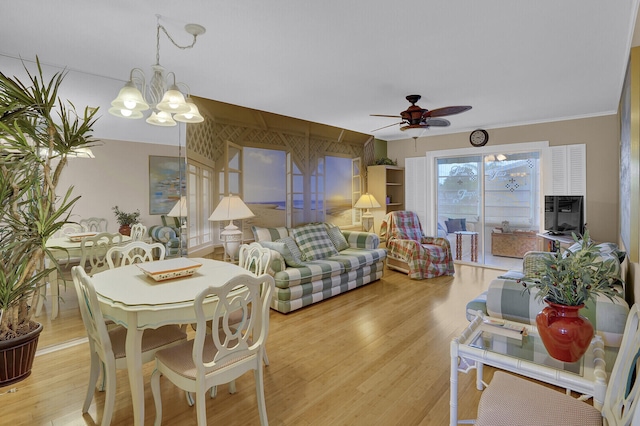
156,23 -> 199,65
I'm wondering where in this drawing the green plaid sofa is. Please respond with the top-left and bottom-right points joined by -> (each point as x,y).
466,248 -> 630,347
252,224 -> 387,313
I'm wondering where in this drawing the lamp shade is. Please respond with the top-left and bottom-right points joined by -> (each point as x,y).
146,110 -> 177,127
110,81 -> 149,112
108,106 -> 144,119
173,97 -> 204,123
156,85 -> 190,114
354,193 -> 381,210
167,196 -> 188,217
208,195 -> 255,222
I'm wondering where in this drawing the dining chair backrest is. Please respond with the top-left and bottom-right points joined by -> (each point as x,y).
601,303 -> 640,424
80,232 -> 123,275
53,223 -> 84,238
71,266 -> 114,361
72,265 -> 187,426
80,217 -> 108,233
238,243 -> 272,276
194,273 -> 274,372
130,223 -> 147,241
150,273 -> 275,425
106,241 -> 165,269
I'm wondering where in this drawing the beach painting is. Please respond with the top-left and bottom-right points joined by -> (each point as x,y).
244,148 -> 354,227
149,156 -> 186,215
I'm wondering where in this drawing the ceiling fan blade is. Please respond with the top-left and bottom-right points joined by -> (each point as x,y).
370,114 -> 401,118
371,121 -> 403,132
423,105 -> 472,118
424,118 -> 450,127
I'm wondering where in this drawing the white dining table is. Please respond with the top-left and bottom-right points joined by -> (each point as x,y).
43,234 -> 131,319
91,257 -> 249,426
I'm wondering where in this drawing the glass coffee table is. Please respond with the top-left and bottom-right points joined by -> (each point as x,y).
449,312 -> 618,426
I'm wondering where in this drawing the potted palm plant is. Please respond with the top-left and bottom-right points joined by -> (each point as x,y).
522,230 -> 622,362
0,59 -> 98,385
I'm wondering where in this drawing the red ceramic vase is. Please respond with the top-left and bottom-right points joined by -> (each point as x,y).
119,224 -> 131,236
536,300 -> 594,362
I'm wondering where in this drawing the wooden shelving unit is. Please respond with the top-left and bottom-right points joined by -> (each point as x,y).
368,165 -> 405,233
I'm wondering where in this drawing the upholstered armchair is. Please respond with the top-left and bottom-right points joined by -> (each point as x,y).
380,211 -> 454,279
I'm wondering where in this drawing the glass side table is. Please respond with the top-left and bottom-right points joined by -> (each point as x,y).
449,312 -> 618,426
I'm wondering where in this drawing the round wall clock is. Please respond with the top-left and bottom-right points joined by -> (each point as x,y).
469,129 -> 489,147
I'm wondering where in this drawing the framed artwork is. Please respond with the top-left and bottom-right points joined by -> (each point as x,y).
149,155 -> 186,215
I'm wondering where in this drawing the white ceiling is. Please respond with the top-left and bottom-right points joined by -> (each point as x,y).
1,1 -> 639,141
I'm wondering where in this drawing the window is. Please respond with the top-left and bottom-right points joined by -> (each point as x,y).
243,147 -> 286,228
187,161 -> 214,254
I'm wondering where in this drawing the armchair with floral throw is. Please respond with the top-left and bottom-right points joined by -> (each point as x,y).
380,210 -> 454,279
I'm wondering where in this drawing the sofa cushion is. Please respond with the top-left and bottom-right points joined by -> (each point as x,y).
446,217 -> 467,232
326,224 -> 349,251
291,223 -> 339,261
273,259 -> 345,288
271,247 -> 387,288
326,248 -> 387,273
251,225 -> 289,242
260,239 -> 305,268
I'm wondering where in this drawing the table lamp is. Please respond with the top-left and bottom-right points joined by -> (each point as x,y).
208,195 -> 255,262
167,196 -> 188,219
354,193 -> 381,232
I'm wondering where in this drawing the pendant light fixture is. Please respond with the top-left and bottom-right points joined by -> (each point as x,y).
109,15 -> 206,126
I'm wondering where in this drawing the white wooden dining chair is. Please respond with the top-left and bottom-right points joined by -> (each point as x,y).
151,273 -> 275,426
80,232 -> 123,276
238,242 -> 273,364
106,241 -> 165,269
474,303 -> 640,425
200,243 -> 274,402
130,223 -> 147,241
71,266 -> 187,426
79,217 -> 109,233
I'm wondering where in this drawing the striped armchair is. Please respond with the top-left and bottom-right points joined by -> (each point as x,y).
380,211 -> 454,279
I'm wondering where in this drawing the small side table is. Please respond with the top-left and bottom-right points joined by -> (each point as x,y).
454,231 -> 478,262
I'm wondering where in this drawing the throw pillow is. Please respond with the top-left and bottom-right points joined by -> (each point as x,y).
261,239 -> 306,268
291,223 -> 339,261
445,218 -> 466,233
251,225 -> 289,242
325,224 -> 349,251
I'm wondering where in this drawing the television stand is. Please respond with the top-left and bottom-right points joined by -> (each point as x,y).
537,233 -> 576,252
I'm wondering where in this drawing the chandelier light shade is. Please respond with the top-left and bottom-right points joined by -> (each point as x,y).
109,15 -> 205,127
174,96 -> 205,123
146,110 -> 176,127
209,195 -> 255,262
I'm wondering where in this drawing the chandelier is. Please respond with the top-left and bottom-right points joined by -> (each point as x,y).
109,15 -> 206,126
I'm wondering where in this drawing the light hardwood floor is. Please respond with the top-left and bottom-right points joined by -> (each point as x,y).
12,264 -> 506,425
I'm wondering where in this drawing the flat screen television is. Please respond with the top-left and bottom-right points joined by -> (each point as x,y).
544,195 -> 584,236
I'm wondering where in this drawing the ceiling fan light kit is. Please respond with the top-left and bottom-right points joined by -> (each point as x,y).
109,15 -> 206,126
371,94 -> 472,137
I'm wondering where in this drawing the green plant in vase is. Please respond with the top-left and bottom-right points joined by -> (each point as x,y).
522,230 -> 622,362
112,206 -> 140,236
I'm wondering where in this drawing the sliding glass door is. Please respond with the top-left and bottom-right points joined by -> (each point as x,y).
435,150 -> 541,268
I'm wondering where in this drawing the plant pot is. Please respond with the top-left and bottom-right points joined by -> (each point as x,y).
536,301 -> 594,362
0,322 -> 43,387
119,224 -> 131,236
